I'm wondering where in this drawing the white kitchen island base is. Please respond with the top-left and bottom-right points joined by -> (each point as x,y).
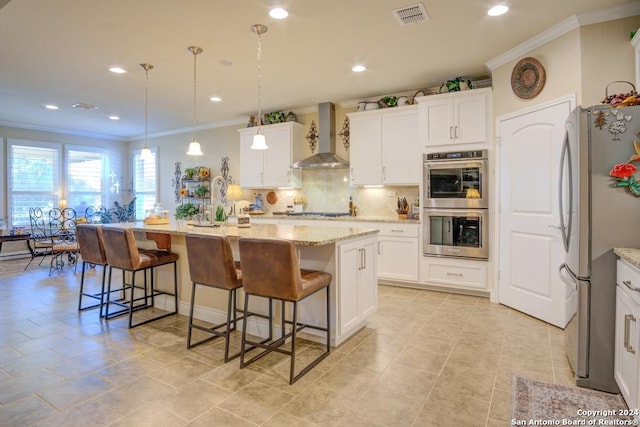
109,222 -> 379,348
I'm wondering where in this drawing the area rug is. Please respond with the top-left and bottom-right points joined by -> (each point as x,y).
511,376 -> 633,424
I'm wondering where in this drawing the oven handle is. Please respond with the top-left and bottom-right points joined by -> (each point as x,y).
423,159 -> 487,170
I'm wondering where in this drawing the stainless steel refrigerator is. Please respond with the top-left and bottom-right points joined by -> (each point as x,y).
560,104 -> 640,393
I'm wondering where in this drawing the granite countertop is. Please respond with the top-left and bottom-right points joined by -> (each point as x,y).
614,247 -> 640,269
103,221 -> 379,247
253,214 -> 420,225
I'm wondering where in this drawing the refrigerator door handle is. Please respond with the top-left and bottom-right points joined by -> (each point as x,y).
558,131 -> 573,252
559,263 -> 578,290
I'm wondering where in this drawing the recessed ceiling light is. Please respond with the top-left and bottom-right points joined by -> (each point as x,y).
210,96 -> 222,102
45,104 -> 59,110
269,7 -> 289,19
72,103 -> 98,111
108,115 -> 120,120
219,59 -> 235,67
352,65 -> 366,73
109,67 -> 127,74
488,5 -> 509,16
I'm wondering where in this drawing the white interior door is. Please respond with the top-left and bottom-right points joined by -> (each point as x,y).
498,97 -> 574,328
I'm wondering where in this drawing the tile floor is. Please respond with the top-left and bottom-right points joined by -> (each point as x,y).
0,257 -> 576,426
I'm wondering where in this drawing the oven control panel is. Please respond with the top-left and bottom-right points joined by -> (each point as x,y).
426,150 -> 487,161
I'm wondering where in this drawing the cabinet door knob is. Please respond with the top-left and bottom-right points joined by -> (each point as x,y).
623,279 -> 640,293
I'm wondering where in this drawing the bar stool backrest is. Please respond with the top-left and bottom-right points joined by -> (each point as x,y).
185,234 -> 239,290
102,227 -> 141,271
239,238 -> 303,301
75,225 -> 107,266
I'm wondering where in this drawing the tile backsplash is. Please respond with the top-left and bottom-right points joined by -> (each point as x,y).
240,169 -> 419,218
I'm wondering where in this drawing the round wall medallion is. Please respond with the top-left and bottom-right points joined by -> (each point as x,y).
511,57 -> 546,99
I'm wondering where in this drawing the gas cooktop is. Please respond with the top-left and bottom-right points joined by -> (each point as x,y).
286,212 -> 351,218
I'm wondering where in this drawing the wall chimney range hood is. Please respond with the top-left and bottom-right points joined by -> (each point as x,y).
292,102 -> 349,169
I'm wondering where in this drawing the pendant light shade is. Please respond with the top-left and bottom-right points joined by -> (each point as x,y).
187,141 -> 203,156
140,63 -> 153,160
187,46 -> 204,156
250,24 -> 268,150
251,131 -> 268,150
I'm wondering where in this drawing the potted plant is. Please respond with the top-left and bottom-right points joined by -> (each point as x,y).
215,205 -> 227,224
175,203 -> 198,219
184,167 -> 196,180
194,184 -> 209,198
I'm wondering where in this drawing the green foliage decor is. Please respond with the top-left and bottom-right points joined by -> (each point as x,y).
175,203 -> 198,219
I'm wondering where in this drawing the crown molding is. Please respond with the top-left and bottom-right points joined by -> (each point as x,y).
485,1 -> 640,71
0,120 -> 126,142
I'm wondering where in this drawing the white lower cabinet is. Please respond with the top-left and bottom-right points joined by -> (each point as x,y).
615,259 -> 640,411
377,223 -> 419,282
420,256 -> 487,290
338,236 -> 377,337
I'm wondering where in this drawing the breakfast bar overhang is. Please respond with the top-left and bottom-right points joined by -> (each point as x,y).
103,221 -> 380,347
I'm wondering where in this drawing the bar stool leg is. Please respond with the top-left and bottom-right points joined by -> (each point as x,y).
290,301 -> 298,385
187,281 -> 197,349
128,269 -> 137,328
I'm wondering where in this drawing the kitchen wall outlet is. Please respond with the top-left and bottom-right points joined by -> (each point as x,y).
387,191 -> 397,198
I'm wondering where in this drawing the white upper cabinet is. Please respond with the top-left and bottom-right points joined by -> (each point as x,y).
238,122 -> 303,188
348,105 -> 420,186
417,88 -> 490,148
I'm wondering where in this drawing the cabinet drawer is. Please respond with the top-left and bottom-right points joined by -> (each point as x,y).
377,223 -> 419,237
617,260 -> 640,306
424,259 -> 486,289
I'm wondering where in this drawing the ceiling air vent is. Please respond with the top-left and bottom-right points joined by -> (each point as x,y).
392,3 -> 429,26
72,102 -> 98,111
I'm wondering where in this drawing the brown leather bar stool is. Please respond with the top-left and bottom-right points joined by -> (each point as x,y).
238,237 -> 331,385
75,224 -> 108,316
185,234 -> 262,362
101,227 -> 179,328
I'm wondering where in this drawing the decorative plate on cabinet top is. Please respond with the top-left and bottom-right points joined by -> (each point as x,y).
266,191 -> 278,204
511,57 -> 546,99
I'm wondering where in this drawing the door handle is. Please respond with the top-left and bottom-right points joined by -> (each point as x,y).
449,126 -> 453,139
625,314 -> 636,354
623,280 -> 640,293
362,248 -> 366,270
454,126 -> 459,139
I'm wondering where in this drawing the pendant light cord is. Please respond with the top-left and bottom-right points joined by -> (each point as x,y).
192,50 -> 197,140
256,30 -> 262,132
144,67 -> 149,144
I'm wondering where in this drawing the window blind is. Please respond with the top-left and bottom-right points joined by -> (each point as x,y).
134,151 -> 157,219
9,144 -> 60,225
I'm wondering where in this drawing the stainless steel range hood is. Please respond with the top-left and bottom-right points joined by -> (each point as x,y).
292,102 -> 349,169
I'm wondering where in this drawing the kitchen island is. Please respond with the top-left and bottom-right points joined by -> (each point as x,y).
103,221 -> 379,347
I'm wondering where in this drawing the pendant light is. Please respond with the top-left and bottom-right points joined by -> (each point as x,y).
140,63 -> 153,160
186,46 -> 204,156
250,24 -> 268,150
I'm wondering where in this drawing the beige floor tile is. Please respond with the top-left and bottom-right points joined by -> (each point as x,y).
94,376 -> 176,416
340,387 -> 424,426
217,381 -> 295,425
430,360 -> 497,403
108,403 -> 188,427
0,394 -> 57,426
148,356 -> 217,388
31,399 -> 120,427
0,369 -> 64,405
414,393 -> 490,427
263,411 -> 318,427
188,407 -> 256,427
0,258 -> 579,427
38,373 -> 113,411
199,361 -> 265,392
154,378 -> 233,422
281,385 -> 357,425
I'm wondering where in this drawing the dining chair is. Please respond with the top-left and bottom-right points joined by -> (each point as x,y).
24,207 -> 54,270
48,208 -> 80,275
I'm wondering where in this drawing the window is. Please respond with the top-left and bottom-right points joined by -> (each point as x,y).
8,141 -> 61,226
133,148 -> 157,219
66,147 -> 107,217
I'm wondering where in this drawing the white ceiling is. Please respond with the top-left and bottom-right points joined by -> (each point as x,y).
0,0 -> 637,141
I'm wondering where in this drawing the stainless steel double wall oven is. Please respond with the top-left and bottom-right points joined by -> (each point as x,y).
423,150 -> 489,259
